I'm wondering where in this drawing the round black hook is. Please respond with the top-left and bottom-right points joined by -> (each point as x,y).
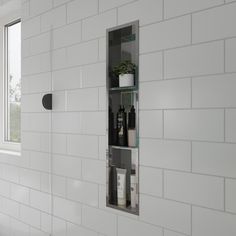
42,93 -> 52,110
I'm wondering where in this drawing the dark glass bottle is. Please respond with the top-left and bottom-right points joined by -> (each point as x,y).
116,106 -> 128,146
109,106 -> 114,145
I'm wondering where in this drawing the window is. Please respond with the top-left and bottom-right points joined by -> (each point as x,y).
4,20 -> 21,144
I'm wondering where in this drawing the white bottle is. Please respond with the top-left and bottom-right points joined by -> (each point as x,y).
116,168 -> 127,206
130,170 -> 136,208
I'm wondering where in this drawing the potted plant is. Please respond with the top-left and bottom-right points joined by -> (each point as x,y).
113,60 -> 136,87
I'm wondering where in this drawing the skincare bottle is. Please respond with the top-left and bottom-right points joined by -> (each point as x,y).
130,169 -> 136,208
109,106 -> 114,145
109,164 -> 117,204
128,106 -> 136,147
116,167 -> 127,206
117,106 -> 128,146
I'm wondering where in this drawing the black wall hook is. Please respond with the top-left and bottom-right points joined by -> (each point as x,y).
42,94 -> 52,110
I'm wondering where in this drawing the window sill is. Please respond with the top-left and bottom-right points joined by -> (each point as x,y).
0,148 -> 20,156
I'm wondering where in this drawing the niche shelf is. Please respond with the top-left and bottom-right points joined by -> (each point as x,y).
106,21 -> 139,215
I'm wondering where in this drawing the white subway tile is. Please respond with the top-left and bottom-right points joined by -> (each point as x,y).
81,112 -> 106,135
192,207 -> 236,236
140,195 -> 191,234
99,135 -> 107,160
54,0 -> 70,6
29,151 -> 51,172
99,37 -> 106,61
22,16 -> 40,39
118,0 -> 162,26
140,167 -> 162,197
52,154 -> 82,179
226,109 -> 236,142
192,3 -> 236,43
52,175 -> 66,197
82,9 -> 116,40
140,52 -> 163,82
82,205 -> 117,236
41,5 -> 66,31
140,79 -> 191,109
67,40 -> 98,67
140,139 -> 191,171
0,198 -> 19,218
11,184 -> 29,204
67,88 -> 99,111
226,38 -> 236,72
118,216 -> 163,236
22,113 -> 51,132
165,41 -> 224,79
82,62 -> 106,88
22,73 -> 51,94
53,21 -> 82,49
52,67 -> 82,91
0,180 -> 10,197
22,53 -> 51,76
67,134 -> 98,158
30,228 -> 49,236
2,165 -> 19,183
29,32 -> 50,55
67,0 -> 98,23
99,0 -> 134,12
164,109 -> 224,141
22,94 -> 44,113
165,171 -> 224,210
82,159 -> 106,184
52,48 -> 67,70
67,222 -> 97,236
0,213 -> 10,236
52,112 -> 81,134
41,213 -> 52,233
52,91 -> 66,111
98,87 -> 106,111
30,190 -> 51,213
20,205 -> 40,228
139,110 -> 163,138
192,74 -> 236,108
226,179 -> 236,214
30,0 -> 52,16
52,133 -> 67,154
67,178 -> 98,207
192,142 -> 236,178
21,132 -> 41,151
165,0 -> 223,19
140,16 -> 190,53
52,217 -> 66,236
20,169 -> 41,190
53,196 -> 82,224
40,173 -> 51,193
11,218 -> 30,236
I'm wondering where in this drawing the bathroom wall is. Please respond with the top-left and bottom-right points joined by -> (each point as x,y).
0,0 -> 236,235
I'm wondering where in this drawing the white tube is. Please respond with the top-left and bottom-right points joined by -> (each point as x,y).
116,168 -> 127,206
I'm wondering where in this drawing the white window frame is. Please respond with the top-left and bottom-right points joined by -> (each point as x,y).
0,12 -> 21,152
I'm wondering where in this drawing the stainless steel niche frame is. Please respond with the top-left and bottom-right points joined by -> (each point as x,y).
106,21 -> 139,215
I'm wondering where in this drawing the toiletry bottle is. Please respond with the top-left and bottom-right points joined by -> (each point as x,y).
116,167 -> 127,206
109,106 -> 114,145
130,169 -> 136,208
117,106 -> 128,146
128,105 -> 136,147
109,164 -> 117,204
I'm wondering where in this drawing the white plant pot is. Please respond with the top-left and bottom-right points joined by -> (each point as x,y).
119,74 -> 134,87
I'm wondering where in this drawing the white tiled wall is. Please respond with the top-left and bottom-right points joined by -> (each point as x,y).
0,0 -> 236,235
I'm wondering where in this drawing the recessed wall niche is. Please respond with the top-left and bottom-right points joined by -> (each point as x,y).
106,21 -> 139,215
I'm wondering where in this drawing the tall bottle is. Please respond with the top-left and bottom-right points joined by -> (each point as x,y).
109,106 -> 114,145
116,106 -> 128,146
128,105 -> 136,147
